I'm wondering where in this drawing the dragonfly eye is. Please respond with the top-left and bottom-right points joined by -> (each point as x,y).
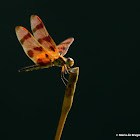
67,57 -> 74,67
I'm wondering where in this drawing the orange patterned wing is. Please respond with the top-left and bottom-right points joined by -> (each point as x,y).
15,26 -> 54,66
56,37 -> 74,56
30,15 -> 59,57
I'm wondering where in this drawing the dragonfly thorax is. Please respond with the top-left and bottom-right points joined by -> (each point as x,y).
53,56 -> 74,68
53,56 -> 66,67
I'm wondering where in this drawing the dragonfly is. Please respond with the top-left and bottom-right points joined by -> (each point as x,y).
15,15 -> 74,85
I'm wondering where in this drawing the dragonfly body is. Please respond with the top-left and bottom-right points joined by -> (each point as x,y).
19,55 -> 74,72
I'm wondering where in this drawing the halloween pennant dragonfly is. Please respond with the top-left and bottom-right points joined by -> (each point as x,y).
15,15 -> 74,85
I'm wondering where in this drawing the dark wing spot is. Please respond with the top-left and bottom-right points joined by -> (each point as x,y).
27,50 -> 34,57
42,36 -> 51,42
20,33 -> 31,44
33,46 -> 43,51
37,59 -> 46,66
38,38 -> 43,44
45,36 -> 51,42
38,36 -> 52,44
50,46 -> 55,52
45,54 -> 49,58
61,46 -> 66,50
23,33 -> 31,39
32,23 -> 44,33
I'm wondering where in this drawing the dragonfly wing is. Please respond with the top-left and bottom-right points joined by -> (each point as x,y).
30,15 -> 59,57
56,37 -> 74,56
15,26 -> 53,66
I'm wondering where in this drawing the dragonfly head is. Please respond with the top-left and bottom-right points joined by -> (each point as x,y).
66,57 -> 74,67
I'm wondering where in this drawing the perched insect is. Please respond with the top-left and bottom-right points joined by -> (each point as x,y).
15,15 -> 74,85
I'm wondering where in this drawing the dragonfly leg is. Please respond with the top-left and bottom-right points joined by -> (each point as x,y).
64,65 -> 70,74
61,73 -> 67,86
61,66 -> 69,86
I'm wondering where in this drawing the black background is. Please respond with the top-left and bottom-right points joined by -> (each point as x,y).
1,1 -> 140,140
